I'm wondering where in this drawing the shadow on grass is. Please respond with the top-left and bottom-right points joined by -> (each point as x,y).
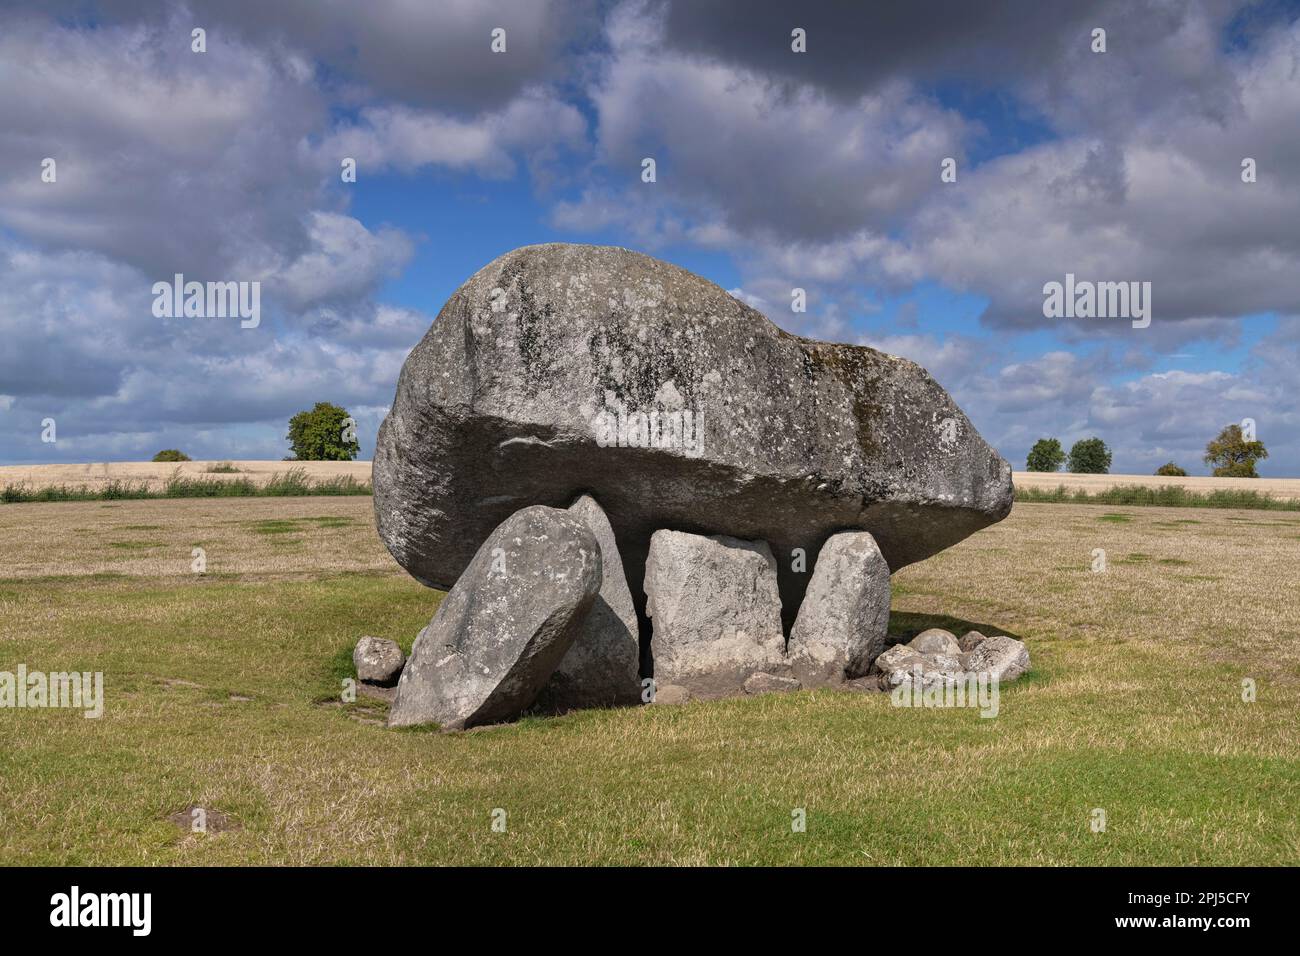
889,611 -> 1050,690
888,610 -> 1025,644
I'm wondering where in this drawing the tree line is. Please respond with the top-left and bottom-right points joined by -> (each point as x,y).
1025,424 -> 1269,477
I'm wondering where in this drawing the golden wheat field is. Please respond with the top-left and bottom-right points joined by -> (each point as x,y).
5,460 -> 1299,500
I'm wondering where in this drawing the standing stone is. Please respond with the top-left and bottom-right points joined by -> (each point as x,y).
353,636 -> 405,686
645,530 -> 785,698
533,494 -> 641,712
373,243 -> 1014,637
788,531 -> 891,685
388,506 -> 601,730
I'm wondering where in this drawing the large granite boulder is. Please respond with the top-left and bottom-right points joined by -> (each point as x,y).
374,243 -> 1013,632
787,531 -> 891,685
388,506 -> 601,730
644,530 -> 786,698
532,494 -> 642,712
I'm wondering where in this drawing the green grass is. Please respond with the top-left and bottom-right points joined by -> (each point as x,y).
1,576 -> 1295,865
1,499 -> 1296,865
0,467 -> 371,504
1016,483 -> 1300,510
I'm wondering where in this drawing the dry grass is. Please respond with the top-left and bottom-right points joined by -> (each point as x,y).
0,497 -> 391,579
0,460 -> 372,493
0,498 -> 1297,865
1014,470 -> 1300,500
6,461 -> 1295,497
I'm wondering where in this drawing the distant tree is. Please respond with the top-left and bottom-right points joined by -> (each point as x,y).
152,449 -> 191,462
287,402 -> 360,461
1068,437 -> 1112,474
1204,424 -> 1267,478
1026,438 -> 1066,472
1155,462 -> 1188,477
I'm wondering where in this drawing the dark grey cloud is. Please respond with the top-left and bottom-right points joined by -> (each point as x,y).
660,0 -> 1251,129
22,0 -> 598,113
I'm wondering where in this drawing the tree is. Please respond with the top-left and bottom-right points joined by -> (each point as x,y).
1155,462 -> 1187,477
1203,424 -> 1267,478
1026,438 -> 1066,472
152,449 -> 190,462
287,402 -> 360,461
1068,437 -> 1112,474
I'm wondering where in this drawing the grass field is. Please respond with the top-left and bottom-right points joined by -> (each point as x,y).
6,460 -> 1299,501
0,460 -> 373,493
0,496 -> 1297,865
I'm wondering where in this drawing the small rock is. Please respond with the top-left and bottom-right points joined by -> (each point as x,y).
958,630 -> 988,652
909,628 -> 961,656
354,636 -> 405,686
651,683 -> 690,706
872,645 -> 928,689
962,634 -> 1031,682
743,672 -> 802,695
873,644 -> 965,690
929,653 -> 964,674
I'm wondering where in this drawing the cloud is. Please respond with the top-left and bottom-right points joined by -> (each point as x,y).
323,88 -> 588,180
905,34 -> 1300,331
849,329 -> 1300,476
561,1 -> 1300,343
659,0 -> 1248,130
275,212 -> 415,308
14,0 -> 594,113
0,11 -> 329,279
3,0 -> 1298,476
0,6 -> 586,463
0,239 -> 429,463
585,1 -> 972,241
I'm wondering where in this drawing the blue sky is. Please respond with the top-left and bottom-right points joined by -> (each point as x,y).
2,0 -> 1298,475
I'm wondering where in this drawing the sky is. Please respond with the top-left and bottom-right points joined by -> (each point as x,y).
2,0 -> 1299,475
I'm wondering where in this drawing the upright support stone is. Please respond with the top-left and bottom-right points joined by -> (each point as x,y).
533,494 -> 641,711
788,531 -> 891,685
388,506 -> 601,730
645,530 -> 785,698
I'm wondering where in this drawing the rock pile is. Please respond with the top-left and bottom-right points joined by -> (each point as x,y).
363,244 -> 1022,729
872,628 -> 1031,691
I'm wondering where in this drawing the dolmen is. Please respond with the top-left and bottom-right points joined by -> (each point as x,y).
366,243 -> 1020,729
